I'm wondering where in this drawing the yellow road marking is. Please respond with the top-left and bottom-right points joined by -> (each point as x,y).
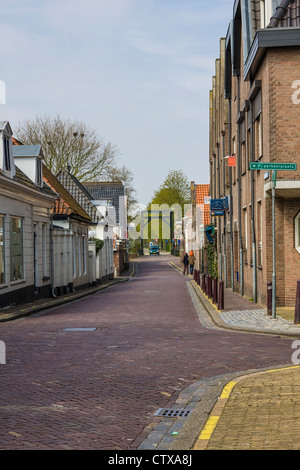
198,416 -> 220,440
220,381 -> 237,399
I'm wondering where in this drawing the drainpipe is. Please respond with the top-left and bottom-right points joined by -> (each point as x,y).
237,73 -> 244,296
50,214 -> 56,298
267,0 -> 292,27
222,130 -> 227,287
228,98 -> 234,292
250,100 -> 257,303
217,143 -> 222,281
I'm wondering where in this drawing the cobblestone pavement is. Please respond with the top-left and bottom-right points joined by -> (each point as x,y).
0,255 -> 295,450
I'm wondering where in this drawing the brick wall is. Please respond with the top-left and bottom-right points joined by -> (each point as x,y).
210,38 -> 300,307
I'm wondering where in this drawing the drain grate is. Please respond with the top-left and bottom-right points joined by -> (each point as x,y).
154,408 -> 192,418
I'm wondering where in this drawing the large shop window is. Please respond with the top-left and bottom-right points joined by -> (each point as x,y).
296,212 -> 300,254
0,216 -> 4,284
10,217 -> 23,281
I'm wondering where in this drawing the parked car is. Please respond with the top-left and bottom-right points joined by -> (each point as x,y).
149,245 -> 160,255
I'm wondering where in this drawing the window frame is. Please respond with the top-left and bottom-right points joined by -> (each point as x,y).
10,216 -> 24,282
296,212 -> 300,254
0,215 -> 5,285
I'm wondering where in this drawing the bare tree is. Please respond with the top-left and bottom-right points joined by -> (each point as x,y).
15,114 -> 119,181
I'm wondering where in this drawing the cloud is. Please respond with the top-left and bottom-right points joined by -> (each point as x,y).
0,0 -> 233,205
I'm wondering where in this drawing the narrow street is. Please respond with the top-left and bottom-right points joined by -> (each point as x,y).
0,255 -> 293,450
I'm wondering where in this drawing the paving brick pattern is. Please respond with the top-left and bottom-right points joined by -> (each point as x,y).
0,255 -> 293,450
206,367 -> 300,450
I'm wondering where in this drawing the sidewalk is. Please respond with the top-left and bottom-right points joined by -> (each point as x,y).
170,257 -> 300,337
0,262 -> 136,323
168,257 -> 300,451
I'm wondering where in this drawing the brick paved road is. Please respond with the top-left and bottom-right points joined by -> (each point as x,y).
0,255 -> 293,450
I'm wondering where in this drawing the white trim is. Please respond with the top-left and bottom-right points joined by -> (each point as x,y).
296,212 -> 300,254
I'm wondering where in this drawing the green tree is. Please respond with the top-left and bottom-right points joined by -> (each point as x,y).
149,169 -> 191,212
146,170 -> 191,242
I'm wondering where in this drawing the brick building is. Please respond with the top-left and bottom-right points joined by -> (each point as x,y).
209,0 -> 300,309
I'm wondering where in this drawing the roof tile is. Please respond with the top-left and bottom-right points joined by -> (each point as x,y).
42,164 -> 91,222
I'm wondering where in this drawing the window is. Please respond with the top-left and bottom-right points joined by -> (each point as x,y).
243,207 -> 248,263
296,212 -> 300,254
232,135 -> 237,182
240,119 -> 246,174
36,158 -> 42,186
249,205 -> 253,265
72,235 -> 76,278
78,234 -> 82,276
260,0 -> 281,28
3,137 -> 10,171
257,201 -> 263,266
10,217 -> 23,281
257,115 -> 263,159
252,89 -> 263,161
0,216 -> 4,284
42,224 -> 47,278
82,236 -> 87,275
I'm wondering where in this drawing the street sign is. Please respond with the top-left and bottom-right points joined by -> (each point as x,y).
211,210 -> 224,217
210,199 -> 224,211
249,162 -> 297,171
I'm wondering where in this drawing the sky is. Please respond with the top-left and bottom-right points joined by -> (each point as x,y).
0,0 -> 233,208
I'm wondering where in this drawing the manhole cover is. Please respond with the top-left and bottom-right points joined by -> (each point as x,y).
154,408 -> 192,418
62,328 -> 96,332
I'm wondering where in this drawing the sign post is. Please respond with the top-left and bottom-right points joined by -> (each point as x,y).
250,162 -> 297,318
272,170 -> 276,319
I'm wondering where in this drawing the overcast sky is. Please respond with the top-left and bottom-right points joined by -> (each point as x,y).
1,0 -> 233,207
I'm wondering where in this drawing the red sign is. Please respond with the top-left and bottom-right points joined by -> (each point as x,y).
228,156 -> 236,167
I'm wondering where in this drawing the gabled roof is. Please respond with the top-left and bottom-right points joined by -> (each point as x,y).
13,145 -> 44,158
43,164 -> 92,223
12,136 -> 23,145
195,184 -> 210,226
83,181 -> 125,224
56,170 -> 101,224
0,121 -> 12,135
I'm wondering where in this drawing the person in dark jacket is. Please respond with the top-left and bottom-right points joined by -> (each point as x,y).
182,252 -> 189,275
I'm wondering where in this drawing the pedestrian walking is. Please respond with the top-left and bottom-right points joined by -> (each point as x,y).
182,252 -> 189,275
189,250 -> 195,275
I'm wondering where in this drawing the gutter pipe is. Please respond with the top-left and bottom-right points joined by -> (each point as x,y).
267,0 -> 292,28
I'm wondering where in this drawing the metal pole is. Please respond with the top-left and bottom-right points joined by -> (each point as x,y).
272,170 -> 276,319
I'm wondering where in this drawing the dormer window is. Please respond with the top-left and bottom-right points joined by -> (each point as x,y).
12,145 -> 44,188
0,121 -> 15,178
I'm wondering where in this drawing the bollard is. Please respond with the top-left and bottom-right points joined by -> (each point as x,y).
201,274 -> 206,292
294,280 -> 300,324
207,276 -> 212,299
267,281 -> 272,315
218,280 -> 224,310
213,278 -> 218,304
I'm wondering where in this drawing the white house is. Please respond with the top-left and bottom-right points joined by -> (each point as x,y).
0,122 -> 56,308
